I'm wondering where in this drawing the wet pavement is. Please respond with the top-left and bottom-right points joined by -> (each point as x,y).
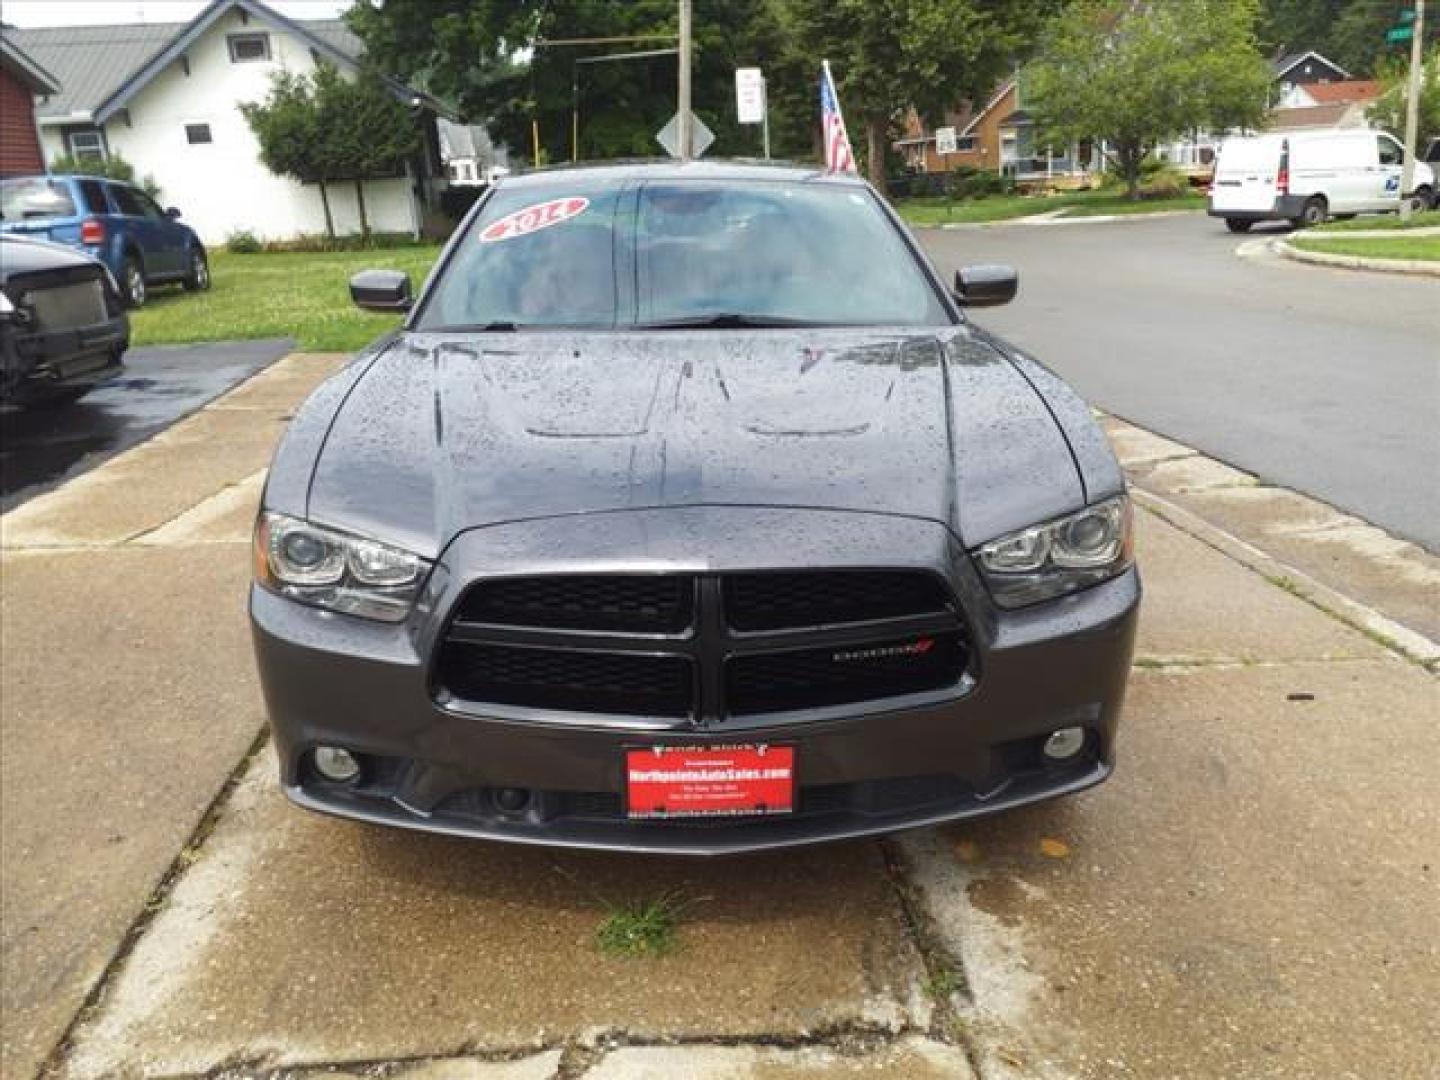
0,339 -> 293,513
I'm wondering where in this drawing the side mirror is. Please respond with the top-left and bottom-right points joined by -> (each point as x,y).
953,264 -> 1018,308
350,269 -> 413,313
165,206 -> 182,219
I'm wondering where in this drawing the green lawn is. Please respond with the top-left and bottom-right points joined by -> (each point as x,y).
1313,209 -> 1440,232
1291,235 -> 1440,262
894,189 -> 1204,225
129,246 -> 443,352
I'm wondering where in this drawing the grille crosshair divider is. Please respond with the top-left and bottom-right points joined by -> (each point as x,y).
437,572 -> 968,727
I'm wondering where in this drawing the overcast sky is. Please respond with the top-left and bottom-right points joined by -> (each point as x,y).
2,0 -> 352,27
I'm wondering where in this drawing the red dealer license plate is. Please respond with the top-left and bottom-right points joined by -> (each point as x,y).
625,744 -> 796,819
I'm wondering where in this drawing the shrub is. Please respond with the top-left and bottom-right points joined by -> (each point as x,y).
949,168 -> 1013,200
47,152 -> 161,199
440,184 -> 485,222
226,230 -> 262,254
257,231 -> 427,253
1136,166 -> 1189,200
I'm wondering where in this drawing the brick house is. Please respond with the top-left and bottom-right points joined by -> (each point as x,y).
0,34 -> 59,176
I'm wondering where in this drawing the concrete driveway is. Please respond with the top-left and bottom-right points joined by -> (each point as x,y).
2,352 -> 1436,1079
916,214 -> 1440,552
1,339 -> 294,512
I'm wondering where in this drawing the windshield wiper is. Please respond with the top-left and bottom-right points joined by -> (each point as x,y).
637,313 -> 825,330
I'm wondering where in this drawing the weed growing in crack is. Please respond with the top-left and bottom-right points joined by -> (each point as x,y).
596,892 -> 695,958
922,967 -> 963,1000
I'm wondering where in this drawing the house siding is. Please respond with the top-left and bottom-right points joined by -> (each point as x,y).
40,9 -> 418,243
0,65 -> 45,175
897,85 -> 1016,174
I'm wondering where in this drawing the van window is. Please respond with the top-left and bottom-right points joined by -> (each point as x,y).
1377,136 -> 1403,167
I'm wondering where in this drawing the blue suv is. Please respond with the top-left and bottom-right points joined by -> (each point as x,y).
0,174 -> 209,308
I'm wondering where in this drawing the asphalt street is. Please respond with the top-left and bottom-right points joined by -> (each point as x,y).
0,338 -> 293,512
918,215 -> 1440,551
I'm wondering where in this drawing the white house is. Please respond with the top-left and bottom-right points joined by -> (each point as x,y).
438,119 -> 509,186
8,0 -> 451,243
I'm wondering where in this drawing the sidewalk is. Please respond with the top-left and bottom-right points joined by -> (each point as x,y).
3,354 -> 1435,1079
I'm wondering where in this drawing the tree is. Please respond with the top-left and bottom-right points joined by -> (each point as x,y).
1369,45 -> 1440,150
240,70 -> 338,237
313,64 -> 422,238
242,64 -> 421,239
348,0 -> 803,164
1026,0 -> 1271,199
788,0 -> 1058,191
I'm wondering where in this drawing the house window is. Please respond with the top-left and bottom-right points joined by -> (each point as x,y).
67,128 -> 106,163
956,136 -> 977,152
228,32 -> 271,63
185,123 -> 213,145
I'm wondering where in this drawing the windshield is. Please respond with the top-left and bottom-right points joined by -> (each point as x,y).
0,178 -> 77,221
418,177 -> 949,330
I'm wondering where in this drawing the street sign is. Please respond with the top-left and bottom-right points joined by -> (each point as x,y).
935,126 -> 958,155
735,67 -> 766,124
656,110 -> 715,159
1387,26 -> 1414,42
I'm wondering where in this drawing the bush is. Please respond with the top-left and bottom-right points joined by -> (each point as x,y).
226,230 -> 262,254
1136,166 -> 1189,200
948,167 -> 1013,200
440,184 -> 486,222
47,151 -> 161,199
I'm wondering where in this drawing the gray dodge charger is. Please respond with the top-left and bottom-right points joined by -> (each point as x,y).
251,161 -> 1139,854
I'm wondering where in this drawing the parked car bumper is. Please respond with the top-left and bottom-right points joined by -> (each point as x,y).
1206,194 -> 1309,222
1,316 -> 128,405
252,548 -> 1140,855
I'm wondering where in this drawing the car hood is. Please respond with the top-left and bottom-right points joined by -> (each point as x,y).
306,327 -> 1086,558
0,235 -> 101,280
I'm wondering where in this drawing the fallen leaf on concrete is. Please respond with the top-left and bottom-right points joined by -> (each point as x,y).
1039,838 -> 1071,860
953,839 -> 982,864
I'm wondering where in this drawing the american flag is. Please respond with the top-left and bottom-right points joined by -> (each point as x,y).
820,60 -> 857,174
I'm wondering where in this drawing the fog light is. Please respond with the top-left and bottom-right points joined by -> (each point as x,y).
494,787 -> 531,814
313,746 -> 361,783
1042,727 -> 1086,762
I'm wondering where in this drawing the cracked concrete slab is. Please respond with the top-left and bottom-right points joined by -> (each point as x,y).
1129,454 -> 1257,495
57,750 -> 927,1079
1101,421 -> 1195,467
0,546 -> 266,1080
580,1036 -> 975,1078
1132,508 -> 1391,663
1156,484 -> 1440,644
909,661 -> 1440,1079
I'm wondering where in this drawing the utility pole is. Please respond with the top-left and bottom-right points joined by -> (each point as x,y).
677,0 -> 693,161
1400,0 -> 1426,220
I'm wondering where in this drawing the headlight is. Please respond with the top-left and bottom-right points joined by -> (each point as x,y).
975,495 -> 1133,608
253,512 -> 429,622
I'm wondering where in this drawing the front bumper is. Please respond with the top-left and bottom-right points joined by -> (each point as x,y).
252,508 -> 1140,854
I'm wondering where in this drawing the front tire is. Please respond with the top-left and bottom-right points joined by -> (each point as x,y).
1411,186 -> 1435,212
1225,218 -> 1253,233
120,256 -> 146,309
182,248 -> 210,292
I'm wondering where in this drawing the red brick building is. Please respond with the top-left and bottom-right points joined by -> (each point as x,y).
1,34 -> 60,176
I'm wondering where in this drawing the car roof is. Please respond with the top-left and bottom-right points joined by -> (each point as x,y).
497,158 -> 865,189
0,173 -> 124,184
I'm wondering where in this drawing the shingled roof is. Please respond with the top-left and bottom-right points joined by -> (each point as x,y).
6,0 -> 440,124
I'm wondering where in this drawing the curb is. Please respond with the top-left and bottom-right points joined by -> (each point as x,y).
1131,487 -> 1440,668
1272,239 -> 1440,277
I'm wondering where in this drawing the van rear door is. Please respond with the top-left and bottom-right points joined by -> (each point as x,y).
1210,138 -> 1281,212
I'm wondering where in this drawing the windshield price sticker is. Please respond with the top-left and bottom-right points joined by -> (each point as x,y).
479,196 -> 589,243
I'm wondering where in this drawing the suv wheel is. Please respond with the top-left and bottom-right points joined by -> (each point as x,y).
120,256 -> 146,308
1224,218 -> 1253,233
1411,186 -> 1435,212
183,249 -> 210,292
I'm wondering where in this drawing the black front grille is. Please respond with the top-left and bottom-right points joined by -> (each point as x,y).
724,571 -> 952,631
438,643 -> 693,717
454,575 -> 693,633
435,570 -> 968,723
726,632 -> 967,715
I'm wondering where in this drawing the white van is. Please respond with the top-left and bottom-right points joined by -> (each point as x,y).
1207,128 -> 1436,232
